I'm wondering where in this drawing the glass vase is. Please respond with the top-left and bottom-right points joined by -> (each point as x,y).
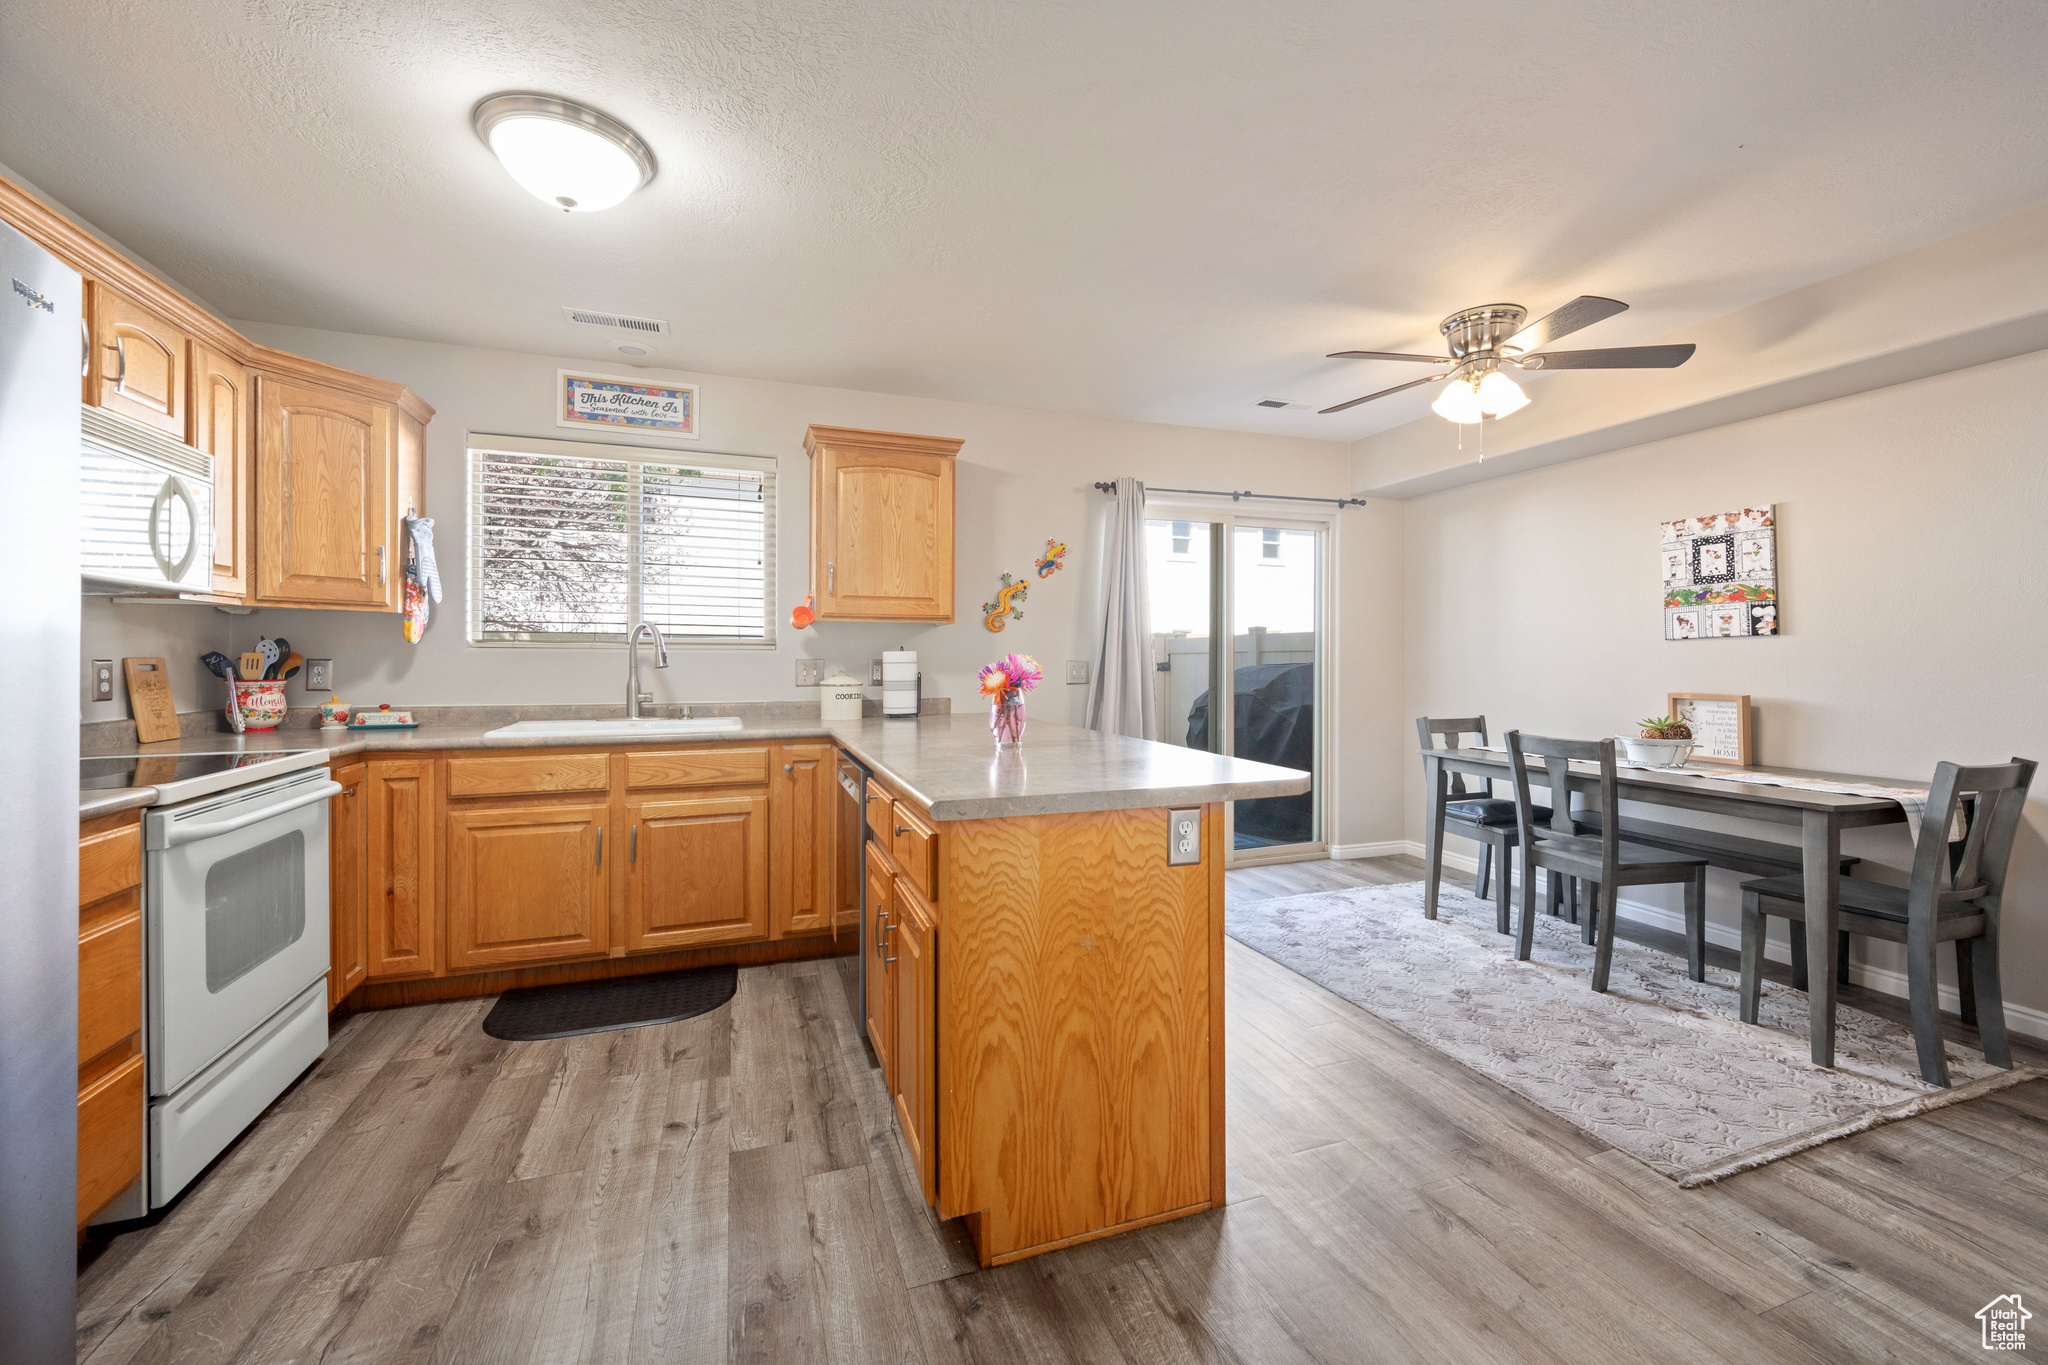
990,698 -> 1027,747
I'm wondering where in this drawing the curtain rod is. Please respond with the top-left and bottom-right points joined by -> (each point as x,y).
1092,481 -> 1366,509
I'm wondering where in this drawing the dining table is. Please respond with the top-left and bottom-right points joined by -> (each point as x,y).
1419,744 -> 1915,1068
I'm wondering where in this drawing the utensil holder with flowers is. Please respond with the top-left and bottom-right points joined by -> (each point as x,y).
232,679 -> 288,731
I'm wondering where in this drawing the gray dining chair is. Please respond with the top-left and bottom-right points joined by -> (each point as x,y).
1506,732 -> 1711,991
1418,716 -> 1551,934
1738,757 -> 2037,1087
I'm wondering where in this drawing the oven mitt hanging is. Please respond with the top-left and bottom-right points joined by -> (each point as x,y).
400,515 -> 439,645
403,515 -> 442,603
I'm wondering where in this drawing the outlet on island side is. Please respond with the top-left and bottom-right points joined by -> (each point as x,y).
1167,807 -> 1201,865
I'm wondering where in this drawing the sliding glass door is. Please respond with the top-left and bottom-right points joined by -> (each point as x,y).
1144,508 -> 1329,863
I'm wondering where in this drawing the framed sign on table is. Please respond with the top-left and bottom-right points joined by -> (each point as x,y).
557,370 -> 698,437
1669,692 -> 1751,765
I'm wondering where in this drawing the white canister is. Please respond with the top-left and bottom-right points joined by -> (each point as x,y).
820,673 -> 865,721
882,650 -> 920,717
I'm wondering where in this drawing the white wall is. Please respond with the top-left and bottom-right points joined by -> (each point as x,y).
1398,346 -> 2048,1021
81,324 -> 1407,848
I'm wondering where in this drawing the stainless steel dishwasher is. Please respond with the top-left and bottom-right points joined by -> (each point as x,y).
835,753 -> 873,1041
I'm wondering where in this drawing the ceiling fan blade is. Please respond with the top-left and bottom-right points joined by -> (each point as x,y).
1502,295 -> 1629,354
1519,344 -> 1696,370
1318,373 -> 1445,414
1326,350 -> 1455,363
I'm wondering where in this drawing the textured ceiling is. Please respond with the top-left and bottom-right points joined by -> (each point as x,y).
5,1 -> 2047,439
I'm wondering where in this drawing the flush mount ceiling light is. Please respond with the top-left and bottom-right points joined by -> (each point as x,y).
1321,296 -> 1698,422
474,93 -> 655,212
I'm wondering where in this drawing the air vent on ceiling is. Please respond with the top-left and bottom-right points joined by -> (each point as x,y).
1255,398 -> 1292,409
561,307 -> 670,336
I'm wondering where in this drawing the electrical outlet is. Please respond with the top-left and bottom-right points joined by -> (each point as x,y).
795,658 -> 825,687
91,659 -> 114,703
869,658 -> 885,685
1167,807 -> 1201,865
305,658 -> 333,691
1066,660 -> 1090,685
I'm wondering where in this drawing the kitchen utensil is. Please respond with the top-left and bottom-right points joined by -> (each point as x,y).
200,651 -> 234,680
122,658 -> 179,743
265,638 -> 291,679
279,651 -> 303,682
239,651 -> 265,681
257,638 -> 281,679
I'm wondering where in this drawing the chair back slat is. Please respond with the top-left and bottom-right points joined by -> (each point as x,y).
1417,715 -> 1491,799
1910,760 -> 2036,918
1506,731 -> 1618,866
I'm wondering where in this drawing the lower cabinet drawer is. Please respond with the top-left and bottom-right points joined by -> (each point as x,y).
446,751 -> 610,798
79,900 -> 142,1065
626,746 -> 770,791
78,1051 -> 144,1225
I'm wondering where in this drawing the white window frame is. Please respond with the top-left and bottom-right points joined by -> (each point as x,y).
466,430 -> 779,650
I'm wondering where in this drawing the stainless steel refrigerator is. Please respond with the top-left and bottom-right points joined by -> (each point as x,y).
0,217 -> 83,1364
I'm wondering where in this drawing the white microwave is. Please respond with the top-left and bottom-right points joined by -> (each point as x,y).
80,404 -> 214,593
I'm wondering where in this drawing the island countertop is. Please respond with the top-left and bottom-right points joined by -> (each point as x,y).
81,712 -> 1310,822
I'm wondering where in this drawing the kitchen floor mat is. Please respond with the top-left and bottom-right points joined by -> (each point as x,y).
480,963 -> 738,1041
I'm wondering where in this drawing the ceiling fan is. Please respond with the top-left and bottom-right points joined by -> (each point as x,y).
1319,296 -> 1696,421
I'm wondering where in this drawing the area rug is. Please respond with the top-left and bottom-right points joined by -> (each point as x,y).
1225,881 -> 2040,1185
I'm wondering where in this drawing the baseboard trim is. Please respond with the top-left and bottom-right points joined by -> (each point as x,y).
1329,841 -> 1412,860
1386,840 -> 2048,1042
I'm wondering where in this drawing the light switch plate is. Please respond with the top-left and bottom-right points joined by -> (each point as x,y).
1167,807 -> 1201,865
1066,659 -> 1090,685
305,658 -> 333,691
795,658 -> 826,687
91,659 -> 114,703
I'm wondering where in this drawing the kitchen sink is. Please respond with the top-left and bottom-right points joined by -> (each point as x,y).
482,717 -> 747,740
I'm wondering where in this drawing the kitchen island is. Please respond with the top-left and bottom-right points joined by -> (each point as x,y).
82,710 -> 1308,1265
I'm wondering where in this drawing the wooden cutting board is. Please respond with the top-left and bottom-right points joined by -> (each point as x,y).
123,658 -> 180,744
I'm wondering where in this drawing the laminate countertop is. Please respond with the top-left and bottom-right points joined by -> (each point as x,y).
79,713 -> 1309,822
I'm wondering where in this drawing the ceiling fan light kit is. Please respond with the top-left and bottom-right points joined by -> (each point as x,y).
474,93 -> 656,212
1320,296 -> 1697,422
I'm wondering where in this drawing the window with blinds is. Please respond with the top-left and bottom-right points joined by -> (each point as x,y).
468,434 -> 776,646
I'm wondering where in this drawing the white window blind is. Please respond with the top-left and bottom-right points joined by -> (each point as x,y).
468,433 -> 776,646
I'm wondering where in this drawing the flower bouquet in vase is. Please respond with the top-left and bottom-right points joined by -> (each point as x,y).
978,653 -> 1041,747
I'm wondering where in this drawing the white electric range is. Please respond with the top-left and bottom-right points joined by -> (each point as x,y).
83,748 -> 339,1210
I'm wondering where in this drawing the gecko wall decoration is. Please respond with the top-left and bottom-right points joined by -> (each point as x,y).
982,573 -> 1028,632
1035,539 -> 1068,578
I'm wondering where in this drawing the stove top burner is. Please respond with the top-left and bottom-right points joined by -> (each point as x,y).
82,750 -> 320,795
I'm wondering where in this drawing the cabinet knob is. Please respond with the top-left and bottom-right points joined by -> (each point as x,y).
895,825 -> 910,836
784,763 -> 794,773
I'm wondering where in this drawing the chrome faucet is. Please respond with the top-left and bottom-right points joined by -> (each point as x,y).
625,621 -> 669,718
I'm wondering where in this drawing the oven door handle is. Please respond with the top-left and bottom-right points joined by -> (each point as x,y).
158,781 -> 344,847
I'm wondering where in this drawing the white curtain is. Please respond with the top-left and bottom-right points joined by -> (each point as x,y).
1086,476 -> 1158,740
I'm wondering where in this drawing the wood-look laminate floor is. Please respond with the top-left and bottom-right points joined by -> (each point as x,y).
77,855 -> 2048,1364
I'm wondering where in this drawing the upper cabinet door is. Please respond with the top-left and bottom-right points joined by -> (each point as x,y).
91,285 -> 189,438
255,376 -> 393,608
805,426 -> 961,621
191,344 -> 249,599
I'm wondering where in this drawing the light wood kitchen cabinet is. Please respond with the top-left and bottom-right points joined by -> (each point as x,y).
190,343 -> 250,599
445,802 -> 611,969
621,792 -> 769,952
891,876 -> 937,1206
78,810 -> 145,1228
254,375 -> 394,609
329,762 -> 368,1007
805,425 -> 962,621
770,744 -> 835,937
366,758 -> 437,979
89,284 -> 189,438
863,841 -> 897,1090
